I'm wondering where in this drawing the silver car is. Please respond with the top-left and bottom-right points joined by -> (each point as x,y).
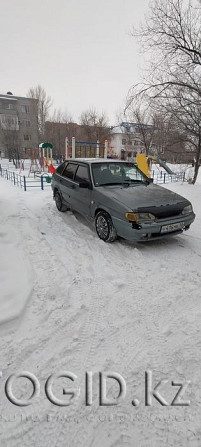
51,159 -> 195,242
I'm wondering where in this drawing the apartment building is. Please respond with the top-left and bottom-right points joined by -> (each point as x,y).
0,92 -> 38,157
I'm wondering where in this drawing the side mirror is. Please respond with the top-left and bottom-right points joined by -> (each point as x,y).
79,181 -> 90,188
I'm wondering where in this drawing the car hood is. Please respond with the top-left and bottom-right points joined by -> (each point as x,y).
98,183 -> 190,210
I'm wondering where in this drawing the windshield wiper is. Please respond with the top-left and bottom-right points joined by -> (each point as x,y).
98,179 -> 150,187
122,179 -> 145,185
98,182 -> 123,186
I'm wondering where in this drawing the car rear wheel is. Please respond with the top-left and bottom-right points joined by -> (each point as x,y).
55,191 -> 68,212
95,211 -> 117,242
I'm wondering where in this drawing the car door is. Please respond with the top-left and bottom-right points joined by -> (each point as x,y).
70,163 -> 92,217
59,162 -> 78,206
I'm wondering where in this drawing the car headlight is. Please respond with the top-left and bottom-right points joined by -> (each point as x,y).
125,212 -> 156,222
182,204 -> 193,215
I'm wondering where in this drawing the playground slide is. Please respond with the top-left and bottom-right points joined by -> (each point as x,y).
136,154 -> 176,177
136,153 -> 150,177
47,164 -> 55,174
156,156 -> 175,175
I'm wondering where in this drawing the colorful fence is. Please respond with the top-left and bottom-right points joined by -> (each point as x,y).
67,142 -> 105,159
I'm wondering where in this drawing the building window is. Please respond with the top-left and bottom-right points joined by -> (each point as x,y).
24,135 -> 31,141
122,139 -> 126,145
21,105 -> 29,113
0,114 -> 19,130
23,119 -> 31,127
5,103 -> 14,110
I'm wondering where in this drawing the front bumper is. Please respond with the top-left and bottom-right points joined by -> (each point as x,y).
112,212 -> 195,242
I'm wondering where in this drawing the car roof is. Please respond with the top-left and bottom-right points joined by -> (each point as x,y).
65,158 -> 129,164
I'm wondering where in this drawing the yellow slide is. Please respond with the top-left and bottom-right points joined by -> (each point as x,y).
136,153 -> 150,178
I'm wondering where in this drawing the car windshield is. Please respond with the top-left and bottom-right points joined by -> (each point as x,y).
91,162 -> 148,186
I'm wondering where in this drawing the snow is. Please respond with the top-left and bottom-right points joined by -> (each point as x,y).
0,165 -> 201,446
0,188 -> 33,323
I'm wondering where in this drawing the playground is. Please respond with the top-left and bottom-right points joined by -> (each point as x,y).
0,137 -> 195,192
0,142 -> 56,190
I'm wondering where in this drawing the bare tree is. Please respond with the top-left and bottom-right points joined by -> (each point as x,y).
50,108 -> 73,124
153,83 -> 201,177
129,107 -> 156,155
27,85 -> 52,141
45,109 -> 77,156
79,108 -> 110,141
127,0 -> 201,182
134,0 -> 201,68
153,111 -> 191,162
1,116 -> 20,166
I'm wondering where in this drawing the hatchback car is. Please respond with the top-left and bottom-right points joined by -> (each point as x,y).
51,159 -> 195,242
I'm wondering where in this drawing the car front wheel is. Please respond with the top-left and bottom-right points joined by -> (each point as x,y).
95,211 -> 117,242
55,191 -> 68,212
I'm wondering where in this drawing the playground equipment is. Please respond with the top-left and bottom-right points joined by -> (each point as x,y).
18,148 -> 42,176
39,142 -> 53,170
28,150 -> 42,176
136,153 -> 176,177
136,154 -> 150,178
153,156 -> 175,175
38,142 -> 55,172
65,137 -> 109,159
21,143 -> 56,177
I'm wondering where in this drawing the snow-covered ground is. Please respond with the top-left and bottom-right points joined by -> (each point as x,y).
0,164 -> 201,446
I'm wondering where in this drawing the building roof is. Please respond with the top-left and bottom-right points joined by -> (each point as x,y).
0,93 -> 37,101
0,96 -> 17,101
110,122 -> 154,134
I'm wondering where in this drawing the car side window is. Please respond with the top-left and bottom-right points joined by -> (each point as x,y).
62,163 -> 78,180
74,165 -> 90,183
56,162 -> 67,175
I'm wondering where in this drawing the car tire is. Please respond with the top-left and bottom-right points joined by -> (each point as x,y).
55,191 -> 68,212
95,210 -> 117,242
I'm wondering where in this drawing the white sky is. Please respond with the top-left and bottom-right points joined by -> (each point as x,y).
0,0 -> 149,125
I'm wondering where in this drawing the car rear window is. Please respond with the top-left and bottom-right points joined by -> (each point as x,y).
56,162 -> 67,175
62,163 -> 78,180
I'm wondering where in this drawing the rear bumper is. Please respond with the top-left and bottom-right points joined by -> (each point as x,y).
112,212 -> 195,242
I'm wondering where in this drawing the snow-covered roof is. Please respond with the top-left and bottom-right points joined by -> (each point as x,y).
0,96 -> 17,101
0,93 -> 36,101
111,122 -> 154,134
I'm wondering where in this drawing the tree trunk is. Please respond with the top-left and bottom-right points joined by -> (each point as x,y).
192,139 -> 201,184
192,160 -> 200,184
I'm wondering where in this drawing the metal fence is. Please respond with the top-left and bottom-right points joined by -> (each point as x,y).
0,166 -> 186,192
152,170 -> 185,184
0,167 -> 52,191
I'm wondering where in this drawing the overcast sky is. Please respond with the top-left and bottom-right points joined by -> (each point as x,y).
0,0 -> 149,124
